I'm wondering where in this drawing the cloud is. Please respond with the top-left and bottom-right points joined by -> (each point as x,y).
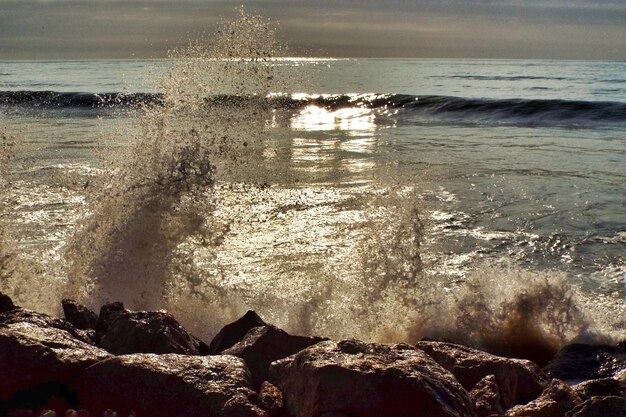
0,0 -> 624,59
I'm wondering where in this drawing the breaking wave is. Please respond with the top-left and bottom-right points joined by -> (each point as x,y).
3,90 -> 625,128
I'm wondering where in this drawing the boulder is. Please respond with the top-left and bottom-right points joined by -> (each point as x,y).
573,378 -> 623,400
209,310 -> 266,354
0,291 -> 16,312
95,302 -> 125,333
99,310 -> 209,355
222,324 -> 325,386
544,343 -> 626,382
416,341 -> 548,408
470,375 -> 504,417
505,379 -> 582,417
74,354 -> 267,417
258,382 -> 284,417
564,396 -> 626,417
1,309 -> 94,345
61,299 -> 97,330
0,310 -> 110,400
269,339 -> 477,417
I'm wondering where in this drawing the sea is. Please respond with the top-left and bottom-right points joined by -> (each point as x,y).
1,54 -> 625,347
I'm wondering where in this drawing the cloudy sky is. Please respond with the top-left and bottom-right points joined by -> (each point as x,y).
1,0 -> 625,60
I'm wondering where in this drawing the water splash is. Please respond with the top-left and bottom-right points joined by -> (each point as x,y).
0,12 -> 621,351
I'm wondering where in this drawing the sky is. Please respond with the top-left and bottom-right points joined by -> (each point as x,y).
0,0 -> 625,60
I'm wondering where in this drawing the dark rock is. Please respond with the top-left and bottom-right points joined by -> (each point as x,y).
95,302 -> 125,333
470,375 -> 504,417
573,378 -> 623,400
61,299 -> 97,330
1,309 -> 94,345
505,379 -> 582,417
74,353 -> 266,417
99,310 -> 207,355
544,343 -> 626,382
0,310 -> 110,400
269,339 -> 477,417
416,341 -> 548,408
564,396 -> 626,417
258,381 -> 284,417
0,291 -> 16,312
222,324 -> 326,386
209,310 -> 267,354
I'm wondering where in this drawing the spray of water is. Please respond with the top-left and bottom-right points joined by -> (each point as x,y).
0,11 -> 619,351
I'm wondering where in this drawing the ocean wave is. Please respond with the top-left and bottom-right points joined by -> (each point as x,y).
2,90 -> 625,127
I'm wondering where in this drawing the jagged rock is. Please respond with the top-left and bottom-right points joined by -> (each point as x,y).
258,382 -> 284,417
269,339 -> 477,417
95,302 -> 125,333
544,343 -> 626,382
564,396 -> 626,417
505,379 -> 582,417
61,300 -> 97,330
75,354 -> 266,417
1,309 -> 94,345
573,378 -> 623,400
222,324 -> 326,386
470,375 -> 504,417
0,310 -> 110,400
99,310 -> 209,355
0,291 -> 16,312
209,310 -> 267,354
416,341 -> 548,408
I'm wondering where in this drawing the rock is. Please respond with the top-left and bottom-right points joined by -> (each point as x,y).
573,378 -> 623,400
470,375 -> 504,417
505,379 -> 582,417
209,310 -> 267,354
61,300 -> 97,331
74,353 -> 266,417
0,291 -> 16,312
0,310 -> 110,400
416,341 -> 548,408
564,396 -> 626,417
269,339 -> 477,417
258,382 -> 284,417
544,343 -> 626,382
1,309 -> 94,345
99,310 -> 208,355
222,324 -> 325,386
95,302 -> 125,333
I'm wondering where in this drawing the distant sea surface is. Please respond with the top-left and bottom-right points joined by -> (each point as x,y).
1,58 -> 624,320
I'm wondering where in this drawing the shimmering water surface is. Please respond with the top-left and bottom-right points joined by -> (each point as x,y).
1,57 -> 624,340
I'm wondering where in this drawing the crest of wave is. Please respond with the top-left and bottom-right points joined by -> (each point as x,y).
63,11 -> 290,320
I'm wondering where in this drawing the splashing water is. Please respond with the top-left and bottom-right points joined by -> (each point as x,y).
0,11 -> 621,350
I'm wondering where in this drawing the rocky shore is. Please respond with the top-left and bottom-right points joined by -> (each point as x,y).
1,292 -> 624,417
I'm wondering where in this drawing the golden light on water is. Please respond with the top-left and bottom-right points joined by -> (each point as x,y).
291,105 -> 376,133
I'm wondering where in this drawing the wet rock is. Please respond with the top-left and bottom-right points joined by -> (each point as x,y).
269,339 -> 477,417
99,310 -> 208,355
0,311 -> 110,400
222,324 -> 326,386
95,302 -> 125,333
544,343 -> 626,382
75,353 -> 266,417
61,300 -> 97,331
0,291 -> 16,312
416,341 -> 548,408
470,375 -> 504,417
573,378 -> 623,400
564,396 -> 626,417
209,310 -> 266,354
1,309 -> 94,345
258,382 -> 284,417
505,379 -> 582,417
